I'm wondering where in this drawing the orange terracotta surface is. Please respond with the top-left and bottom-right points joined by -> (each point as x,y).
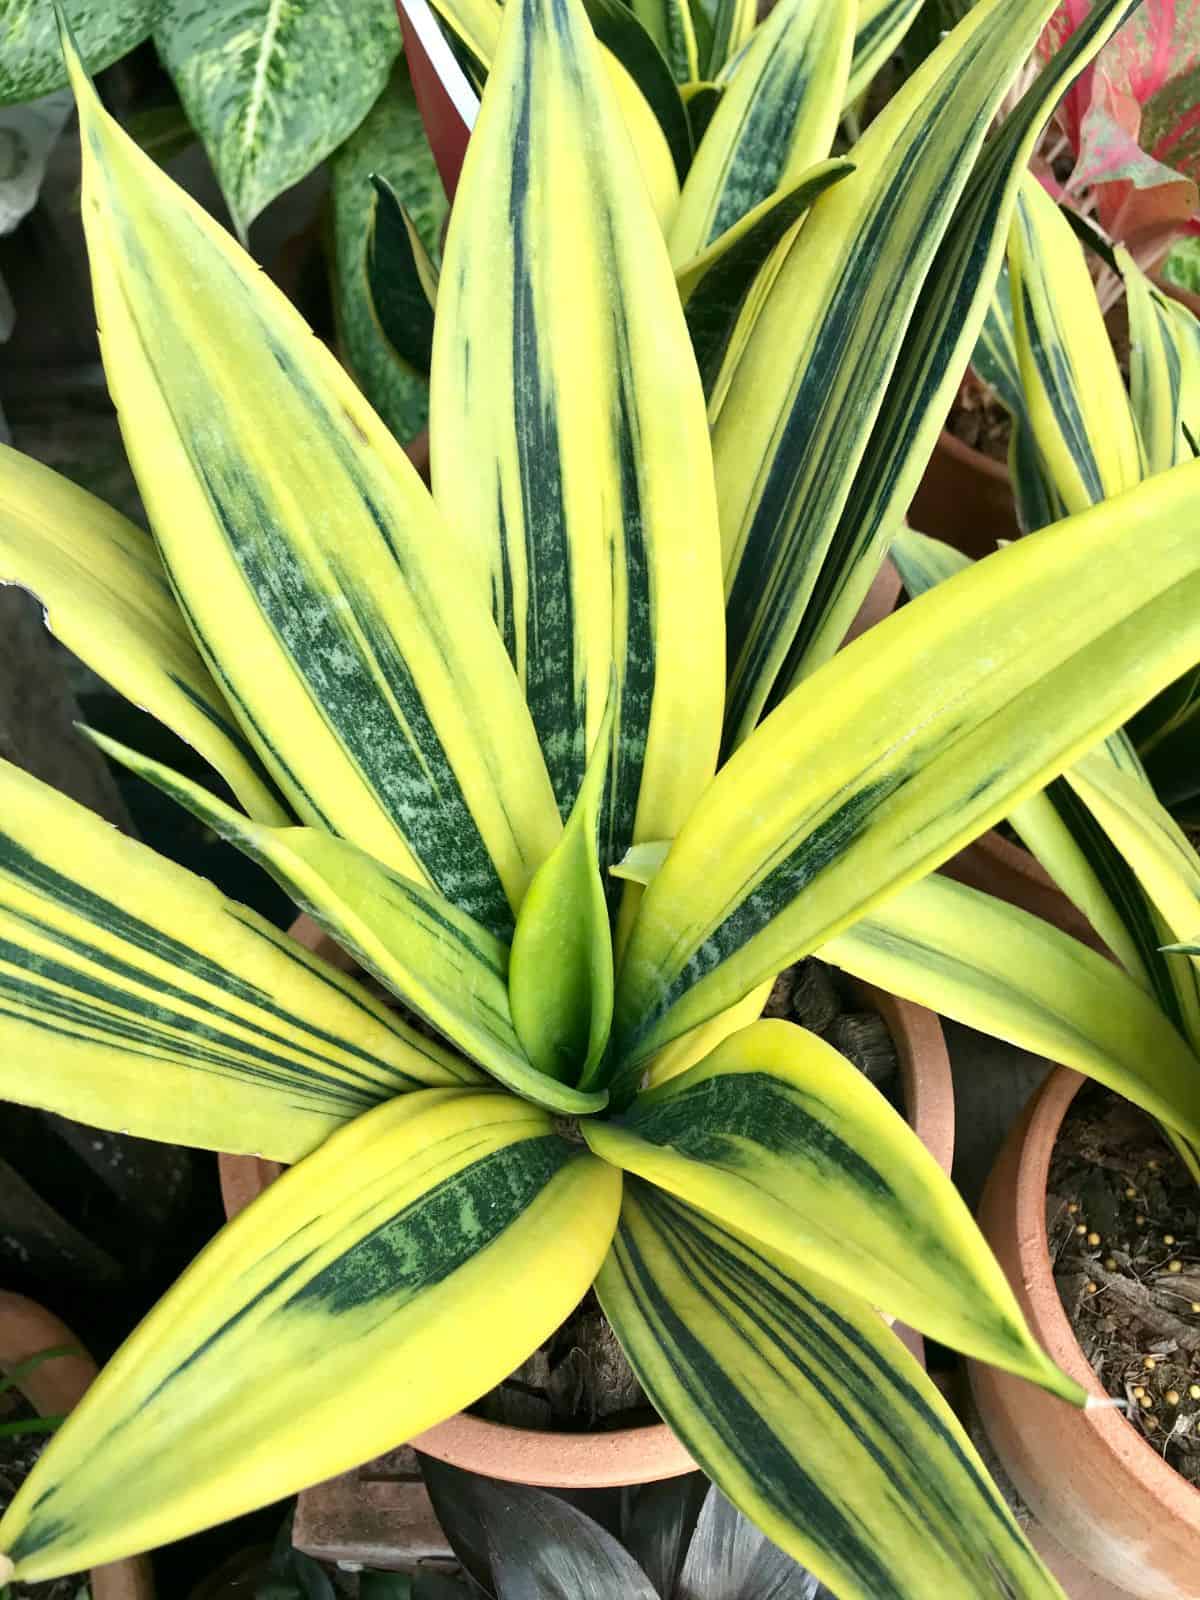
0,1292 -> 155,1600
908,429 -> 1019,560
942,827 -> 1111,958
972,1070 -> 1200,1599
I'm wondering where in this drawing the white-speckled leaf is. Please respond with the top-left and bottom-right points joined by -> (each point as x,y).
331,59 -> 445,445
0,0 -> 160,105
155,0 -> 402,238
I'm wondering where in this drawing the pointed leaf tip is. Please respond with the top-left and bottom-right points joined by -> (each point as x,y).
510,689 -> 617,1089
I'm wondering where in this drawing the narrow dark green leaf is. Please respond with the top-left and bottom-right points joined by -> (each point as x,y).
585,0 -> 692,181
683,162 -> 853,396
367,175 -> 438,377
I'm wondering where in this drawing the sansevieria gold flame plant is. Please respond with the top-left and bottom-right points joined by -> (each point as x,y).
5,0 -> 1200,1593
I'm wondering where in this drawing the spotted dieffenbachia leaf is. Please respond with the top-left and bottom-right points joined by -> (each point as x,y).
155,0 -> 402,238
0,0 -> 160,104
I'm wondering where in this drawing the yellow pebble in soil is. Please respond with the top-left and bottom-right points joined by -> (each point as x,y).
1144,1356 -> 1158,1370
1192,1303 -> 1200,1314
1149,1159 -> 1160,1170
1136,1215 -> 1147,1226
1104,1257 -> 1118,1270
1067,1201 -> 1079,1214
1169,1260 -> 1184,1273
1085,1281 -> 1099,1295
1125,1187 -> 1138,1200
1075,1224 -> 1087,1236
1133,1385 -> 1146,1398
1189,1385 -> 1200,1400
1166,1390 -> 1181,1406
1146,1414 -> 1160,1429
1139,1393 -> 1153,1408
1087,1232 -> 1102,1246
1164,1234 -> 1176,1245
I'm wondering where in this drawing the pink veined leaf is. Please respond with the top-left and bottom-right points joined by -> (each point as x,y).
1037,0 -> 1200,262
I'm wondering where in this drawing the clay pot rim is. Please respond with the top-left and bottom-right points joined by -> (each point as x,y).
1010,1067 -> 1200,1510
0,1291 -> 156,1596
220,931 -> 953,1488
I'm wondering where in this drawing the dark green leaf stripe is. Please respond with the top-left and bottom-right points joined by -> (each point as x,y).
430,0 -> 724,866
822,874 -> 1200,1144
683,162 -> 854,397
669,0 -> 851,267
1122,254 -> 1185,475
627,0 -> 696,83
596,1184 -> 1058,1600
761,0 -> 1128,701
0,759 -> 474,1159
615,455 -> 1200,1078
0,829 -> 431,1104
90,732 -> 609,1115
1,1093 -> 616,1578
74,75 -> 560,938
716,0 -> 1062,749
584,0 -> 692,181
701,0 -> 844,245
693,0 -> 752,79
845,0 -> 923,101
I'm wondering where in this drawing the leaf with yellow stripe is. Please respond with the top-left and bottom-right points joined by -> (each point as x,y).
0,757 -> 473,1162
419,0 -> 681,228
823,874 -> 1200,1145
612,460 -> 1200,1084
677,160 -> 854,396
429,0 -> 724,863
690,0 -> 754,80
0,442 -> 285,825
1066,754 -> 1200,983
626,0 -> 697,84
743,1 -> 1127,710
587,1019 -> 1076,1395
0,1091 -> 621,1582
584,0 -> 693,182
1008,177 -> 1143,515
89,732 -> 606,1116
845,0 -> 923,103
712,0 -> 1128,748
595,1183 -> 1067,1600
666,0 -> 855,267
892,529 -> 1164,993
1119,248 -> 1188,476
66,35 -> 561,940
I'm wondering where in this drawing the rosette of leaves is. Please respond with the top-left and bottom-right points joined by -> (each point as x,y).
2,0 -> 1200,1596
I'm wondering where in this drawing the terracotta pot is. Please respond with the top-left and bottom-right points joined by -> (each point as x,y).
970,1069 -> 1200,1599
0,1292 -> 155,1600
220,918 -> 953,1489
908,429 -> 1019,560
942,829 -> 1111,958
840,555 -> 902,648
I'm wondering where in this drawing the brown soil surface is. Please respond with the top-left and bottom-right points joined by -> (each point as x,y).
947,374 -> 1012,464
1048,1085 -> 1200,1488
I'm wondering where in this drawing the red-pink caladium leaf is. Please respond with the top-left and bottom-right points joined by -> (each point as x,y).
1038,0 -> 1200,263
